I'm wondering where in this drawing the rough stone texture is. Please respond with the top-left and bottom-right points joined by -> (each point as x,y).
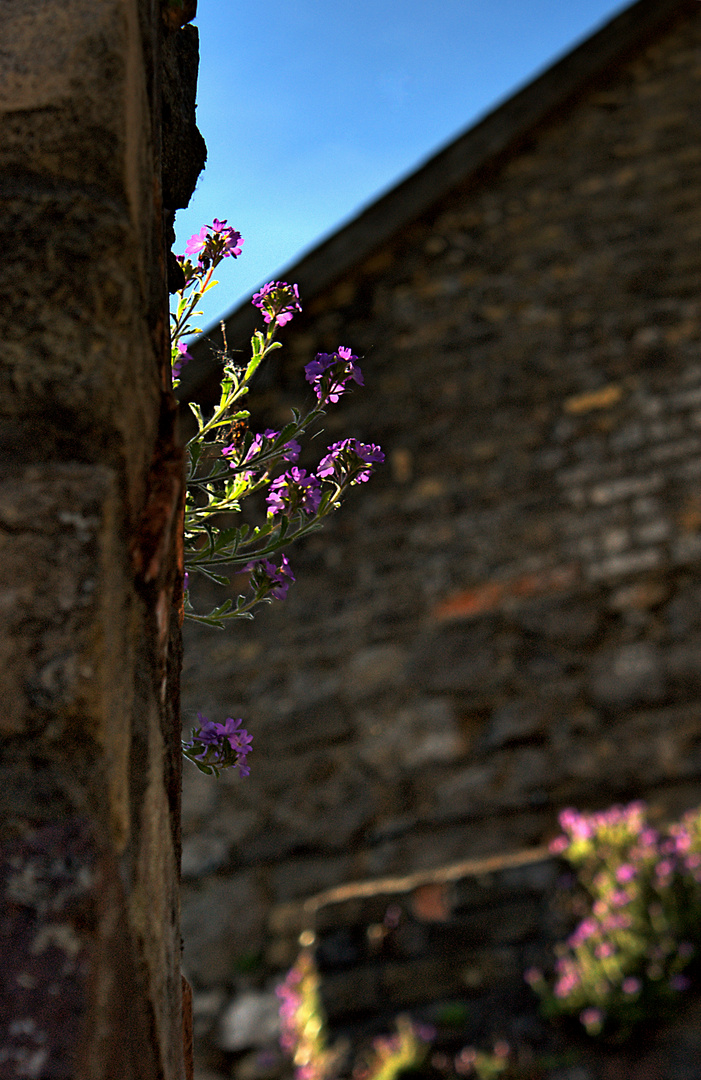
177,5 -> 701,1072
0,1 -> 204,1077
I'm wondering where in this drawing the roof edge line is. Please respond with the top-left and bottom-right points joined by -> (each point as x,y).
182,0 -> 692,395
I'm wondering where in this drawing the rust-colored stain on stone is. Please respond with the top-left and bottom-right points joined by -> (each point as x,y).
564,383 -> 624,414
432,564 -> 579,621
410,883 -> 451,923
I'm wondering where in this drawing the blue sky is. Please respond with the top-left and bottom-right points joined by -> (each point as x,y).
175,0 -> 630,334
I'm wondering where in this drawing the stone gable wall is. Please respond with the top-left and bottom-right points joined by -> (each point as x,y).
0,2 -> 204,1077
180,0 -> 701,1058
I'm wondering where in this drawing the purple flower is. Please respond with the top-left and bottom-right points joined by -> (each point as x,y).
211,219 -> 244,256
248,429 -> 301,464
185,220 -> 243,268
267,469 -> 322,517
182,712 -> 252,777
580,1007 -> 603,1033
559,807 -> 593,841
673,829 -> 691,854
185,226 -> 209,258
549,835 -> 569,855
252,281 -> 301,326
304,347 -> 364,404
670,974 -> 691,992
317,438 -> 385,485
568,917 -> 597,947
622,977 -> 641,995
616,863 -> 636,883
245,553 -> 295,600
172,340 -> 192,380
554,968 -> 580,998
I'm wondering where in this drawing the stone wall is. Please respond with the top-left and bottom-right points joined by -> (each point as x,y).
0,2 -> 204,1077
179,0 -> 701,1069
265,850 -> 701,1080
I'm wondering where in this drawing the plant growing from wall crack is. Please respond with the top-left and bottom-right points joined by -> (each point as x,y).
276,950 -> 432,1080
525,800 -> 701,1040
171,221 -> 383,776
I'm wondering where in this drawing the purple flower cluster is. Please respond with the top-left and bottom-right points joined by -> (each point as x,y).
245,553 -> 295,600
304,346 -> 364,404
277,952 -> 431,1080
182,713 -> 252,777
533,800 -> 701,1038
185,219 -> 243,268
275,953 -> 340,1080
317,438 -> 385,485
252,281 -> 302,326
267,468 -> 322,517
276,966 -> 303,1055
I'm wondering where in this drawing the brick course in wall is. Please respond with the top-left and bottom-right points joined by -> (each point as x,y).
179,0 -> 701,1069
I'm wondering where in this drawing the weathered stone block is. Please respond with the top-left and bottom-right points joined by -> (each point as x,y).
0,0 -> 149,197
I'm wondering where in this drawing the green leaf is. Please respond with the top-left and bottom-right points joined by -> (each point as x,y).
244,352 -> 264,382
279,420 -> 299,443
195,568 -> 231,586
206,598 -> 233,617
188,401 -> 204,431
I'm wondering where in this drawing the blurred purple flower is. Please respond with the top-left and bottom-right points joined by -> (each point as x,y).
554,974 -> 579,998
549,835 -> 569,855
172,340 -> 192,380
569,917 -> 598,948
580,1007 -> 603,1032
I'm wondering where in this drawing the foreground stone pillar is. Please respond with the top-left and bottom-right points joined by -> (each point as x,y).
0,1 -> 203,1076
